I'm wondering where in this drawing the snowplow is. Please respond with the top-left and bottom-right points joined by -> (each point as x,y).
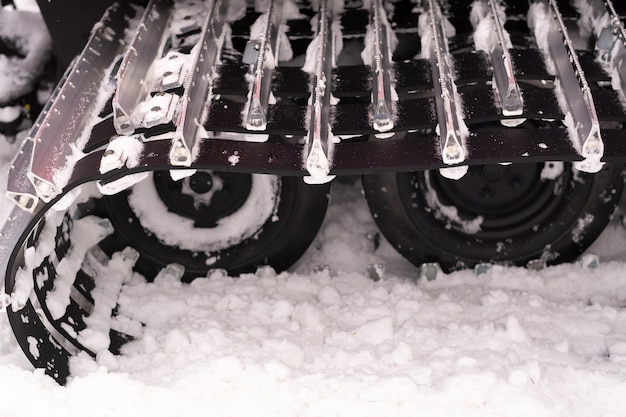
1,0 -> 626,382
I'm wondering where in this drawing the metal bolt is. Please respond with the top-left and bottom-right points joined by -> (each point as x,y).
480,185 -> 493,199
508,175 -> 522,188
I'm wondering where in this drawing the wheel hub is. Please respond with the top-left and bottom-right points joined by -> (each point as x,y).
153,171 -> 252,227
188,171 -> 214,194
425,163 -> 567,239
363,162 -> 623,272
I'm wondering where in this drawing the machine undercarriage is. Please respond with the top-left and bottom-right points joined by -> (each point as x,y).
1,0 -> 626,382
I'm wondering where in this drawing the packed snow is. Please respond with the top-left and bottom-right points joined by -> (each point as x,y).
3,0 -> 626,416
3,163 -> 626,417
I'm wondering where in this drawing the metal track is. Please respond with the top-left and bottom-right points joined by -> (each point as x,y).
4,0 -> 626,383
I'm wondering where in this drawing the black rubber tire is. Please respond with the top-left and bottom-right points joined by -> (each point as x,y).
363,163 -> 624,272
101,172 -> 330,280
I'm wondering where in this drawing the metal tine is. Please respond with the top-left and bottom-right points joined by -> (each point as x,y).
244,0 -> 284,134
170,0 -> 226,167
425,0 -> 468,180
486,0 -> 524,119
545,0 -> 604,173
366,0 -> 396,136
27,5 -> 129,203
112,0 -> 173,135
303,0 -> 339,184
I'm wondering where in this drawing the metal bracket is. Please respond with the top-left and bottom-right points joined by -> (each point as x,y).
113,0 -> 173,135
171,0 -> 226,166
540,0 -> 605,172
303,0 -> 338,184
424,0 -> 468,178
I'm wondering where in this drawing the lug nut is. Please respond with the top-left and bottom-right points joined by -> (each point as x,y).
479,185 -> 493,199
508,175 -> 522,188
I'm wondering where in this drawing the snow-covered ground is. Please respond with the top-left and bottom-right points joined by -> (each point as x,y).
3,1 -> 626,415
2,159 -> 626,417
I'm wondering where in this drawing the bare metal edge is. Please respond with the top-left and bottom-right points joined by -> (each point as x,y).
546,0 -> 604,171
27,4 -> 131,202
113,0 -> 173,135
487,0 -> 524,117
370,0 -> 396,134
304,0 -> 337,184
427,0 -> 466,168
243,0 -> 283,133
7,137 -> 38,212
170,0 -> 225,166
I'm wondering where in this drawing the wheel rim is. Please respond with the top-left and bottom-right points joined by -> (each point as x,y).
363,162 -> 624,271
415,163 -> 568,239
103,172 -> 330,279
154,171 -> 253,227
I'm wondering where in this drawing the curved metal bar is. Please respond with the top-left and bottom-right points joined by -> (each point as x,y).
27,3 -> 131,202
